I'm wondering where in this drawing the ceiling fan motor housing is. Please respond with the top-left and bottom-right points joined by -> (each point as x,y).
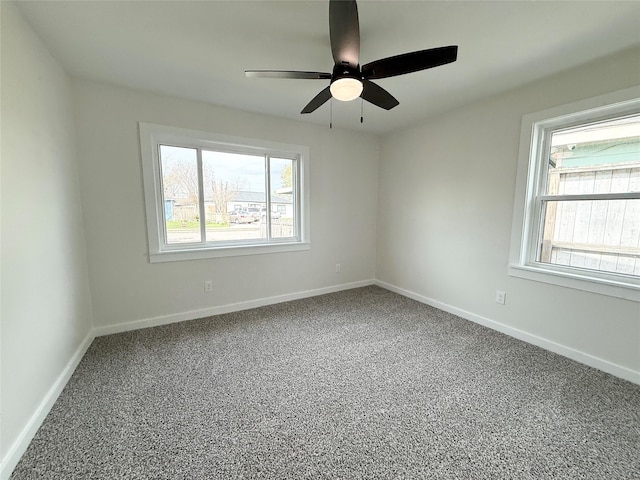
331,63 -> 361,83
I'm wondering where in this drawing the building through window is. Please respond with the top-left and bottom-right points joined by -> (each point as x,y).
538,116 -> 639,276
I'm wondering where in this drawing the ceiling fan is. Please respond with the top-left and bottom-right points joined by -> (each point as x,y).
245,0 -> 458,115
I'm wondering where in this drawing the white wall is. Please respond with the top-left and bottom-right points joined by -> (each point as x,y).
0,2 -> 94,474
377,47 -> 640,381
71,80 -> 379,330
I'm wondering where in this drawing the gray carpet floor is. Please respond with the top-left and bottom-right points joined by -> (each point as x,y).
10,286 -> 640,479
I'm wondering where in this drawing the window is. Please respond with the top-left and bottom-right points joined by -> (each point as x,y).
509,88 -> 640,301
140,123 -> 309,262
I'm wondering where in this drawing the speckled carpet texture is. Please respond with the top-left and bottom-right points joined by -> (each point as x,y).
11,286 -> 640,479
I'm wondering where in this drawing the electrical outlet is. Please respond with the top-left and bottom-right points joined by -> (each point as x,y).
495,290 -> 506,305
204,280 -> 213,293
335,263 -> 341,273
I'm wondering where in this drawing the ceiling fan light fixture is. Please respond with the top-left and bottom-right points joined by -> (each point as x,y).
330,77 -> 363,101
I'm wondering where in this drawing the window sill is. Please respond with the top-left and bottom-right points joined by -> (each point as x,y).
149,241 -> 310,263
508,263 -> 640,302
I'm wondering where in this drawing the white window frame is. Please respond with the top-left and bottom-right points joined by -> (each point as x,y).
139,123 -> 310,262
509,86 -> 640,302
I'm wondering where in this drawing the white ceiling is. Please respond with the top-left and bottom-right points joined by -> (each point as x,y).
15,0 -> 640,135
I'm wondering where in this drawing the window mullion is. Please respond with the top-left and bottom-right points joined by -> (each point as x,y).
294,156 -> 301,241
265,155 -> 272,241
197,148 -> 206,244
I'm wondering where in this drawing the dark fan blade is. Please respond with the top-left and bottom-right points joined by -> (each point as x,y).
360,79 -> 399,110
329,0 -> 360,68
301,86 -> 332,114
245,70 -> 331,80
361,45 -> 458,80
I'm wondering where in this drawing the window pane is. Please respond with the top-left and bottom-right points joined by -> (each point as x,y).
269,158 -> 296,239
202,150 -> 266,243
160,145 -> 201,244
538,199 -> 640,276
538,114 -> 640,277
547,115 -> 640,195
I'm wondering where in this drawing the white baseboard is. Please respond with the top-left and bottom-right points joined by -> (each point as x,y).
1,331 -> 96,480
93,279 -> 376,337
375,280 -> 640,386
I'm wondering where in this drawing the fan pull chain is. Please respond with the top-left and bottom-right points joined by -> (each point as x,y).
361,99 -> 364,124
